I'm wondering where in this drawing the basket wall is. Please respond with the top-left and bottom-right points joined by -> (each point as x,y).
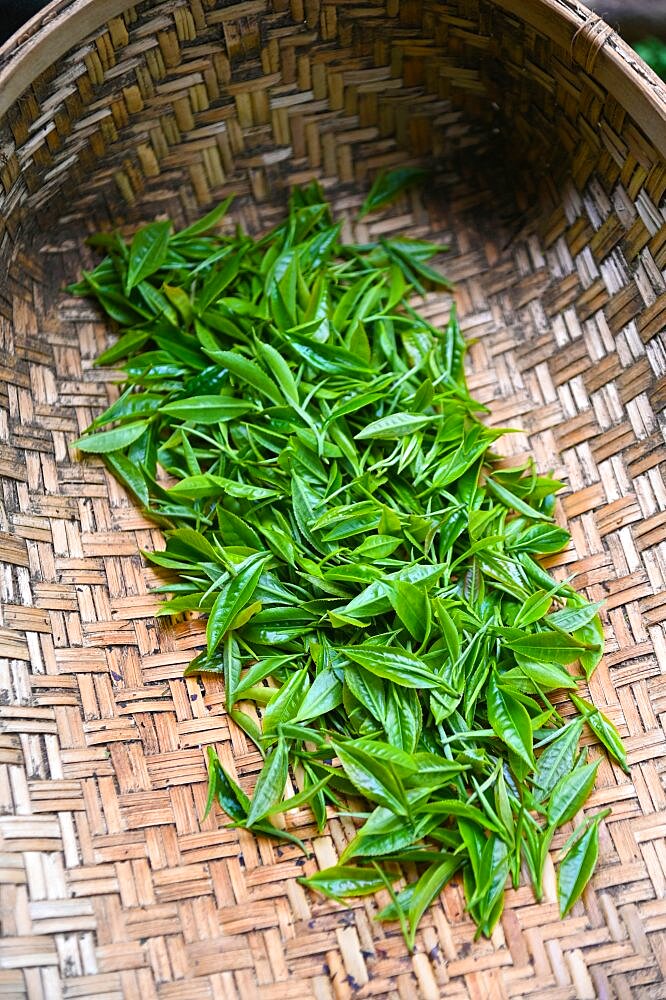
1,2 -> 666,998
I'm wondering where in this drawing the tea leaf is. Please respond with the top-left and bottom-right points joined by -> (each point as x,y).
547,760 -> 600,828
74,421 -> 148,453
160,396 -> 256,423
246,738 -> 289,826
571,694 -> 629,773
300,865 -> 393,898
126,221 -> 171,291
534,719 -> 585,799
358,167 -> 428,218
487,671 -> 534,768
558,812 -> 605,916
207,552 -> 268,653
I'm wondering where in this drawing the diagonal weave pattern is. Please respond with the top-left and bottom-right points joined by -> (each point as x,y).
1,1 -> 666,997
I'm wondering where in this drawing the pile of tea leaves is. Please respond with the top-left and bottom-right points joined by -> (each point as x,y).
70,176 -> 627,946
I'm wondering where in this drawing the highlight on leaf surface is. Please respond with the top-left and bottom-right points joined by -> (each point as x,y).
70,176 -> 624,948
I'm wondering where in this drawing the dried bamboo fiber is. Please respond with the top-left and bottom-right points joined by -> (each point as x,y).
1,1 -> 666,997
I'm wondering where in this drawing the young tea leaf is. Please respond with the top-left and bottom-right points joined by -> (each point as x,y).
487,670 -> 534,768
358,167 -> 428,219
246,738 -> 289,826
207,553 -> 267,653
300,865 -> 394,899
558,812 -> 606,916
74,421 -> 148,454
126,220 -> 171,292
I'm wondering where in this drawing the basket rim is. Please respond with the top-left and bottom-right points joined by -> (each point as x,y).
0,0 -> 665,159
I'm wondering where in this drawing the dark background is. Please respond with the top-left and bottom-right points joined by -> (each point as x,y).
589,1 -> 666,41
1,0 -> 45,44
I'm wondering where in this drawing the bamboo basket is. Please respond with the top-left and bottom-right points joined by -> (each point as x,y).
1,1 -> 666,997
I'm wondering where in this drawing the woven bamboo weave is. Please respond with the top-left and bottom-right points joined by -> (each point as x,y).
1,1 -> 665,997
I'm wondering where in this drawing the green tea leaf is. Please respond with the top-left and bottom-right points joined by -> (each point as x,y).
403,857 -> 459,949
332,740 -> 409,815
534,719 -> 585,799
547,600 -> 604,633
126,221 -> 171,292
389,580 -> 431,643
207,552 -> 267,653
262,669 -> 310,734
558,813 -> 605,916
160,396 -> 256,423
506,630 -> 596,665
293,670 -> 343,723
487,670 -> 534,768
207,349 -> 284,405
205,747 -> 250,822
345,664 -> 386,722
358,167 -> 428,218
547,759 -> 600,828
356,535 -> 402,559
571,694 -> 629,773
486,478 -> 551,522
246,738 -> 289,826
95,328 -> 152,366
341,644 -> 453,691
198,253 -> 244,312
104,451 -> 149,505
356,413 -> 434,440
172,195 -> 234,242
507,524 -> 570,553
264,773 -> 332,817
514,590 -> 553,628
300,865 -> 393,899
74,421 -> 148,454
505,660 -> 577,692
383,686 -> 422,753
257,341 -> 300,408
574,616 -> 605,680
418,800 -> 502,834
